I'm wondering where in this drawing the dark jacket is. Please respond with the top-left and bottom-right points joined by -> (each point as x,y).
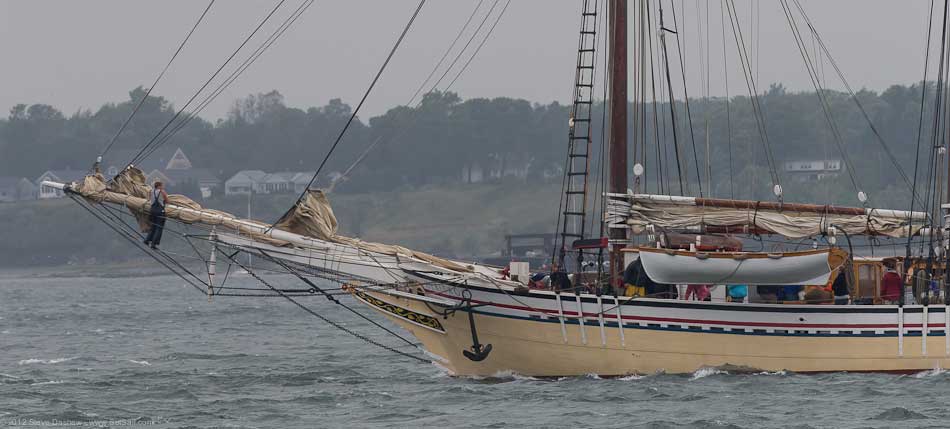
832,271 -> 850,297
624,259 -> 677,299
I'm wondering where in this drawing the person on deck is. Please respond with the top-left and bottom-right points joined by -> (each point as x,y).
726,284 -> 748,303
832,267 -> 851,305
757,285 -> 781,303
881,259 -> 903,304
684,284 -> 710,301
779,285 -> 802,303
622,259 -> 676,298
143,181 -> 168,250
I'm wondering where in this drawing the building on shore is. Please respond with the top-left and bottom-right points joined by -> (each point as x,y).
36,170 -> 86,199
0,177 -> 37,202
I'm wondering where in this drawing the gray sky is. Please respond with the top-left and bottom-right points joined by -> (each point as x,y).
0,1 -> 936,120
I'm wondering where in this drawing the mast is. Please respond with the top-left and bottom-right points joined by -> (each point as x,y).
607,0 -> 628,286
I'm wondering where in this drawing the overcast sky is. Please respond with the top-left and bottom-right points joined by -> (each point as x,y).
0,1 -> 937,120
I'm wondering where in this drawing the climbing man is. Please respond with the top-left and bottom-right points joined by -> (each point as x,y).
143,181 -> 169,249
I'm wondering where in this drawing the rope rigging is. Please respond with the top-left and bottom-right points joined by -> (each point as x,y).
217,248 -> 430,363
258,249 -> 421,348
331,0 -> 512,190
120,0 -> 290,175
287,0 -> 427,210
405,0 -> 487,108
669,0 -> 704,197
719,0 -> 734,199
791,0 -> 928,209
907,0 -> 938,257
68,185 -> 435,362
658,2 -> 687,195
137,0 -> 317,165
97,0 -> 215,163
778,0 -> 865,204
724,0 -> 782,198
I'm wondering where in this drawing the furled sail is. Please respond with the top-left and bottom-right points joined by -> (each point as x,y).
607,193 -> 929,239
636,247 -> 848,286
67,170 -> 473,273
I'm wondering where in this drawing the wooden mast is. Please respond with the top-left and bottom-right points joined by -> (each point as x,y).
608,0 -> 628,286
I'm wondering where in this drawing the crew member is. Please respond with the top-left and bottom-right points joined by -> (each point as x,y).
881,259 -> 902,304
143,181 -> 169,249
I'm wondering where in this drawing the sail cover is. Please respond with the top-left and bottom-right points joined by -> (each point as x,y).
637,247 -> 846,286
607,193 -> 928,239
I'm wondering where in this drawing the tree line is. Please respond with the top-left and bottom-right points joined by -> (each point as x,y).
0,83 -> 942,209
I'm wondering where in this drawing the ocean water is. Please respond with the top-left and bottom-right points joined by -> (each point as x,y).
3,273 -> 950,428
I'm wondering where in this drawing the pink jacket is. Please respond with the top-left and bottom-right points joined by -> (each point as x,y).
685,284 -> 710,301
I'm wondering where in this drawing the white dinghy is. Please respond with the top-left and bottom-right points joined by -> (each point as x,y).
636,247 -> 848,286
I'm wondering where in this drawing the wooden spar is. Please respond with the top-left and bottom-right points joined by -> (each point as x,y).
697,197 -> 867,216
607,0 -> 627,286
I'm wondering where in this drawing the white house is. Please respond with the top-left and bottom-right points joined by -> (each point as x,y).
102,147 -> 193,176
291,172 -> 316,194
783,159 -> 842,182
146,168 -> 222,199
0,177 -> 36,202
257,172 -> 297,194
225,170 -> 267,195
36,170 -> 87,199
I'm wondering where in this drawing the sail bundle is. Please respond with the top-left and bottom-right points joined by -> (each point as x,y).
607,193 -> 929,239
69,170 -> 472,273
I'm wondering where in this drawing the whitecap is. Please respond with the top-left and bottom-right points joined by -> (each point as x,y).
17,357 -> 76,365
128,360 -> 151,366
490,370 -> 540,381
30,380 -> 65,386
755,370 -> 788,376
618,374 -> 646,381
584,373 -> 603,380
913,367 -> 946,378
690,367 -> 728,380
0,373 -> 20,379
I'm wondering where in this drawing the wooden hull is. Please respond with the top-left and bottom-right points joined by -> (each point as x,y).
214,231 -> 950,376
355,284 -> 950,377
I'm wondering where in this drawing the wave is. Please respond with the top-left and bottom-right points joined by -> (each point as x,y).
754,370 -> 788,376
17,357 -> 77,365
912,367 -> 947,378
30,380 -> 65,386
690,367 -> 728,380
872,407 -> 929,420
617,374 -> 646,381
487,370 -> 541,381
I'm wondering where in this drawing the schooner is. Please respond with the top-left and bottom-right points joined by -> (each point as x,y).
41,0 -> 950,375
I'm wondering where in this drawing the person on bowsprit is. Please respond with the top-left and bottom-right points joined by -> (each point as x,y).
143,181 -> 169,249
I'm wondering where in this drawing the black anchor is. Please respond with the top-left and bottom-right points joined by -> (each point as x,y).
459,289 -> 492,362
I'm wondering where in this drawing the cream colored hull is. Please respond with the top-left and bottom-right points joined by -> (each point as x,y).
358,289 -> 950,376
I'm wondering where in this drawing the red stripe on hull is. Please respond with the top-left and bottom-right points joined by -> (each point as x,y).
423,289 -> 925,330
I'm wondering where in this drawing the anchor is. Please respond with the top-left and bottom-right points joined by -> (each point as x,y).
457,290 -> 492,362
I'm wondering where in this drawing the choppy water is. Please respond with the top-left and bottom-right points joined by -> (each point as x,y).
3,273 -> 950,428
